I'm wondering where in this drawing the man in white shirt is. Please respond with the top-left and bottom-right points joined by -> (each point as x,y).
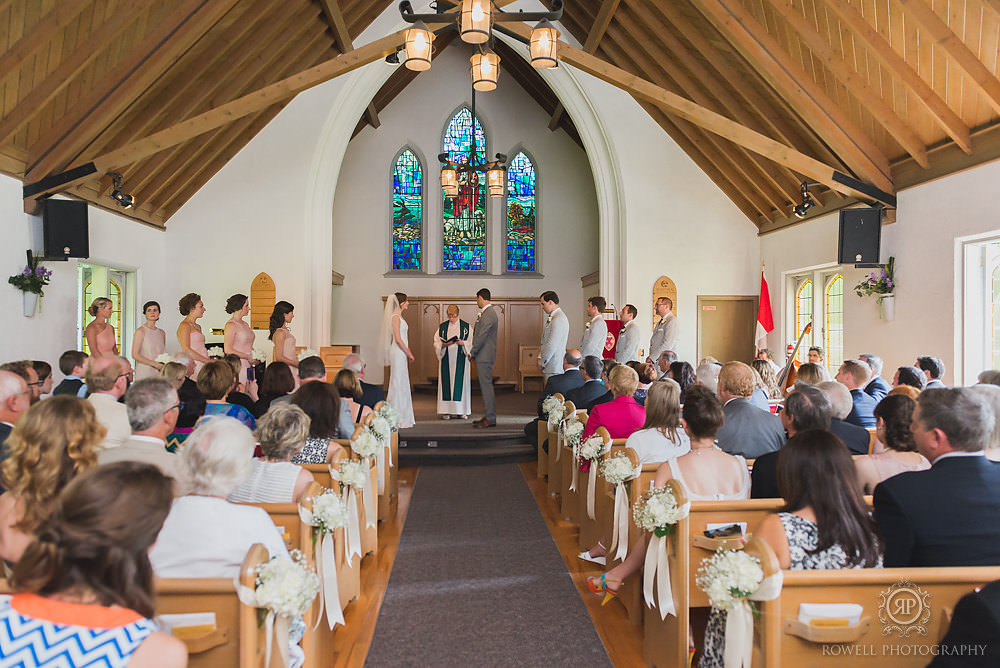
646,296 -> 678,364
580,296 -> 609,360
538,290 -> 570,381
615,304 -> 640,364
656,350 -> 677,380
86,356 -> 131,449
98,377 -> 182,486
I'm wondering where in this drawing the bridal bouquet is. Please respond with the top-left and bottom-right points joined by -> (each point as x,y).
695,548 -> 764,611
298,348 -> 319,361
351,429 -> 380,458
377,402 -> 400,428
561,416 -> 584,448
304,490 -> 349,535
578,435 -> 609,462
253,550 -> 320,619
633,486 -> 688,537
601,453 -> 639,485
155,353 -> 174,364
337,460 -> 369,490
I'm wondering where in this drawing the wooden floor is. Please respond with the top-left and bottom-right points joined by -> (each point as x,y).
331,461 -> 643,667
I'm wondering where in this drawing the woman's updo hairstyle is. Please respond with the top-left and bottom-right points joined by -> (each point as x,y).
87,297 -> 111,317
394,292 -> 408,305
11,462 -> 174,618
178,292 -> 201,316
142,300 -> 160,315
225,293 -> 248,314
268,301 -> 295,340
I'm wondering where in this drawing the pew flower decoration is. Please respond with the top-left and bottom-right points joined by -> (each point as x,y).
298,491 -> 347,630
338,460 -> 369,491
377,402 -> 400,428
253,550 -> 319,618
155,353 -> 174,365
305,490 -> 350,535
207,346 -> 224,358
637,485 -> 691,620
601,453 -> 639,486
298,348 -> 319,361
370,415 -> 391,443
603,453 -> 640,562
560,415 -> 584,448
542,395 -> 564,429
351,429 -> 380,459
695,548 -> 763,611
634,485 -> 688,537
578,435 -> 609,462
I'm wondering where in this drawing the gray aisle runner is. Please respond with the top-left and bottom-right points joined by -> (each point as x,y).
365,465 -> 611,667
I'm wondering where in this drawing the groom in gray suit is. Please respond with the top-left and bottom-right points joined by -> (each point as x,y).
469,288 -> 498,428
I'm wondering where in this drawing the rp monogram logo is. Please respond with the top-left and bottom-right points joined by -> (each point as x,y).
878,581 -> 931,637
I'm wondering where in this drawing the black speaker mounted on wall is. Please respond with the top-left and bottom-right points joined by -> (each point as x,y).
42,199 -> 89,261
838,206 -> 882,266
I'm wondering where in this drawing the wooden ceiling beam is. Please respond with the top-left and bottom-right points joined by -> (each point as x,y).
0,0 -> 151,147
25,0 -> 240,181
896,0 -> 1000,115
822,0 -> 972,153
0,2 -> 88,83
764,0 -> 929,168
982,0 -> 1000,20
689,0 -> 893,193
317,0 -> 379,130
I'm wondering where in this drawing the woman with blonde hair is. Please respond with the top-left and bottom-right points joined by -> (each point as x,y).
793,362 -> 831,387
0,396 -> 103,563
83,297 -> 117,359
581,364 -> 646,440
177,292 -> 211,375
228,403 -> 315,504
624,379 -> 690,464
334,368 -> 373,423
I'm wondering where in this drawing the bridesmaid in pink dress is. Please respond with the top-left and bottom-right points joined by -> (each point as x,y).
176,293 -> 211,376
84,298 -> 118,359
268,301 -> 298,380
132,301 -> 167,381
223,294 -> 255,384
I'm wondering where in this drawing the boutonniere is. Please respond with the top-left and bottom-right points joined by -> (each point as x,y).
546,314 -> 553,325
585,321 -> 592,330
476,311 -> 482,321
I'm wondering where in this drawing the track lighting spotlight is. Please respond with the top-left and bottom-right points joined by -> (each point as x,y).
110,172 -> 134,209
793,182 -> 817,219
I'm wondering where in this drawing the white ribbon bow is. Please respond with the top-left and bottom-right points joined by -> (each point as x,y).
642,501 -> 691,620
723,571 -> 783,668
376,445 -> 386,496
362,461 -> 376,529
331,468 -> 363,561
235,583 -> 291,668
610,481 -> 631,562
297,506 -> 344,630
586,464 -> 599,519
569,441 -> 580,493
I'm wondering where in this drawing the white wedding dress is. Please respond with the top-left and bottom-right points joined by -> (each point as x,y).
387,314 -> 415,428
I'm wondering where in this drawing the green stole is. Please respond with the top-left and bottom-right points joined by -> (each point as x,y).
439,319 -> 470,401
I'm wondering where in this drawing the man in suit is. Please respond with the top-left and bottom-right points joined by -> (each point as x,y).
580,296 -> 608,359
566,355 -> 612,411
0,370 -> 30,458
615,304 -> 640,364
656,350 -> 677,381
469,288 -> 499,428
750,384 -> 831,498
98,377 -> 181,484
525,350 -> 585,452
916,355 -> 947,388
817,380 -> 872,455
858,353 -> 891,401
835,359 -> 877,428
538,290 -> 569,381
52,350 -> 89,397
342,354 -> 385,410
86,357 -> 131,449
874,388 -> 1000,567
646,296 -> 677,364
931,578 -> 1000,666
715,362 -> 785,459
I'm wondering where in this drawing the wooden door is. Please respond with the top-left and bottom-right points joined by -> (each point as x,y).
697,296 -> 757,364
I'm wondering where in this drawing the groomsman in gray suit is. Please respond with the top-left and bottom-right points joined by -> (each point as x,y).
538,291 -> 569,381
615,304 -> 640,363
469,288 -> 498,428
580,296 -> 608,359
646,296 -> 678,364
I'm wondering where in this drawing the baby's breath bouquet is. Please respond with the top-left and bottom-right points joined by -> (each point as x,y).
305,490 -> 349,536
297,348 -> 319,361
253,550 -> 320,619
351,429 -> 379,458
561,416 -> 584,448
207,345 -> 224,358
601,453 -> 639,485
370,415 -> 391,442
695,548 -> 764,611
542,395 -> 564,429
633,485 -> 688,537
338,460 -> 369,490
578,435 -> 609,462
155,353 -> 174,364
252,348 -> 268,363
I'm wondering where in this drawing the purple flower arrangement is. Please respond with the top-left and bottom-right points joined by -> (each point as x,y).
8,261 -> 53,296
853,256 -> 895,299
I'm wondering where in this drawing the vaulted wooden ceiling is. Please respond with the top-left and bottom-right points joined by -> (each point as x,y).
3,0 -> 1000,233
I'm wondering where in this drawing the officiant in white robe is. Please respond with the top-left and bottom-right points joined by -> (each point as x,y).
433,305 -> 472,418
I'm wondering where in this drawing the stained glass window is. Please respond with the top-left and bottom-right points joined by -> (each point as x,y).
824,274 -> 844,370
392,149 -> 422,271
442,108 -> 487,271
505,152 -> 536,272
795,280 -> 813,362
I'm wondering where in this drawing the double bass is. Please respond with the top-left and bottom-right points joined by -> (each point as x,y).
778,322 -> 812,392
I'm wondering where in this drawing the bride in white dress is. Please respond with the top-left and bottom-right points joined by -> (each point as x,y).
379,292 -> 416,428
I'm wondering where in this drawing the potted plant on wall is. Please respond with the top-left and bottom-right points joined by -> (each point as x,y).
8,251 -> 52,317
854,256 -> 895,321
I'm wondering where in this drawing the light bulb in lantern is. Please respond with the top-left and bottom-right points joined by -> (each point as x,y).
471,49 -> 500,92
530,19 -> 559,69
460,0 -> 491,44
404,21 -> 433,71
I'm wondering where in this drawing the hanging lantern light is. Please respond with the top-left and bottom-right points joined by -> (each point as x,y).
529,19 -> 559,69
470,48 -> 500,92
441,165 -> 459,198
486,163 -> 505,198
460,0 -> 492,44
403,20 -> 434,71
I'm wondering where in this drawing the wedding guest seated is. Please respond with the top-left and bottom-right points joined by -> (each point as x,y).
668,360 -> 696,400
223,353 -> 257,414
198,360 -> 256,430
165,353 -> 204,448
0,371 -> 30,456
0,361 -> 40,405
748,365 -> 771,411
977,369 -> 1000,386
931,579 -> 1000,666
290,382 -> 351,464
52,350 -> 88,397
751,359 -> 781,400
916,355 -> 947,388
715,362 -> 784,459
859,353 -> 891,400
30,361 -> 52,398
1,462 -> 185,667
892,364 -> 926,391
342,354 -> 384,410
253,361 -> 296,417
889,383 -> 921,400
756,348 -> 781,374
298,355 -> 327,385
228,403 -> 315,504
694,360 -> 721,393
854,393 -> 928,493
793,362 -> 830,386
580,365 -> 645,440
750,384 -> 831,499
656,350 -> 677,380
971,384 -> 1000,462
0,397 -> 102,563
538,350 -> 584,416
835,359 -> 877,428
632,362 -> 656,406
624,379 -> 690,464
586,386 -> 747,599
150,416 -> 288,577
97,378 -> 182,484
85,357 -> 130,449
566,355 -> 612,412
335,369 -> 373,424
874,388 -> 1000,567
817,380 -> 872,455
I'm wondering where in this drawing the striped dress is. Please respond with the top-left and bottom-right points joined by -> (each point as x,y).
0,593 -> 157,667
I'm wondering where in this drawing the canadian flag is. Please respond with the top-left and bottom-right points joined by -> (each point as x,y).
756,270 -> 774,348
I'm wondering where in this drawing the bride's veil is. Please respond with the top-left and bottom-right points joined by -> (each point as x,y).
377,294 -> 400,367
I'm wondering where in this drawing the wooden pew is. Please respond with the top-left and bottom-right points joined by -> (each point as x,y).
560,408 -> 589,523
537,392 -> 563,479
298,482 -> 340,665
578,431 -> 621,551
360,453 -> 379,557
613,455 -> 662,625
547,401 -> 575,497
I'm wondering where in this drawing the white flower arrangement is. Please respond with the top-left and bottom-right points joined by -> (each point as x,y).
370,415 -> 391,442
561,416 -> 584,448
633,485 -> 688,537
252,348 -> 267,363
298,348 -> 319,361
154,353 -> 174,364
601,453 -> 639,485
542,395 -> 563,429
253,550 -> 320,619
377,402 -> 400,428
207,346 -> 224,358
578,435 -> 609,462
306,490 -> 349,535
695,548 -> 764,611
338,460 -> 368,490
351,429 -> 380,458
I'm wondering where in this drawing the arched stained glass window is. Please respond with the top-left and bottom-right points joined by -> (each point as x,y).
392,149 -> 423,271
992,265 -> 1000,369
795,280 -> 813,362
505,152 -> 536,272
824,274 -> 844,370
442,108 -> 487,271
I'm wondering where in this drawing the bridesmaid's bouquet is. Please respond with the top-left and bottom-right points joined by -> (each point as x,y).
155,353 -> 174,364
207,346 -> 224,358
298,348 -> 319,361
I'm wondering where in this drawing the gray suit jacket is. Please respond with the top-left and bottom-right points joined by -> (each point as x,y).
615,321 -> 640,363
580,316 -> 608,359
540,308 -> 570,375
470,304 -> 498,366
715,397 -> 785,459
648,311 -> 678,361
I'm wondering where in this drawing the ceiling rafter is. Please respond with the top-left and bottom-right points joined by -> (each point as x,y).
317,0 -> 380,129
0,2 -> 87,83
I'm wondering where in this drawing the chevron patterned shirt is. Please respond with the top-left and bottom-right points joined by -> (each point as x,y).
0,594 -> 157,667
